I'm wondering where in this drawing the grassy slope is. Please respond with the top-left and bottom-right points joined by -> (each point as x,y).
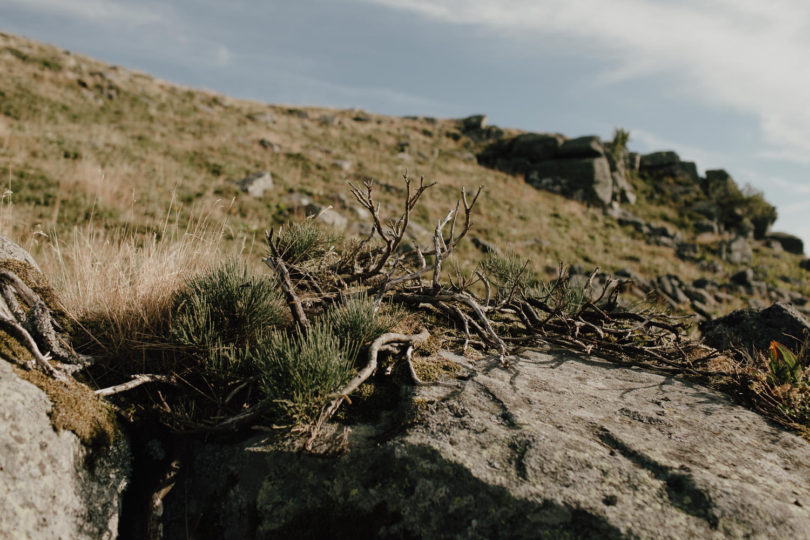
0,31 -> 807,319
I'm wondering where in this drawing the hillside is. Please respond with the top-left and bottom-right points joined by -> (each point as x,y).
2,31 -> 808,321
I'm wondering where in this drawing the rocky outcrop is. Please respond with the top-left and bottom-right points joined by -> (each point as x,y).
479,133 -> 634,206
767,232 -> 804,255
161,349 -> 810,539
701,303 -> 810,353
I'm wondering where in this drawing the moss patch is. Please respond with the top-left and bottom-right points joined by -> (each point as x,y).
15,366 -> 119,448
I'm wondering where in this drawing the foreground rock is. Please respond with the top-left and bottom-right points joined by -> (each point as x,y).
162,349 -> 810,539
0,359 -> 130,539
0,235 -> 130,539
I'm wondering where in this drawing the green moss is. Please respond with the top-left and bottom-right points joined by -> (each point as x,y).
15,367 -> 119,447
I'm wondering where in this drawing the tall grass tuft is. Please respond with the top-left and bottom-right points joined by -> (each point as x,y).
170,259 -> 287,381
320,293 -> 398,363
256,322 -> 355,423
274,219 -> 340,266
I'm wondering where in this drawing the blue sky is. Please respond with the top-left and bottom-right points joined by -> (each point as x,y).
2,0 -> 810,249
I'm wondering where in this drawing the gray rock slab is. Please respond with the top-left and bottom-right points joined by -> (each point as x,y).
163,349 -> 810,539
0,359 -> 130,540
237,171 -> 274,198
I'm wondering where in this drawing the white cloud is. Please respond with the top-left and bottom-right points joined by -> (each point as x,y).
359,0 -> 810,163
0,0 -> 166,25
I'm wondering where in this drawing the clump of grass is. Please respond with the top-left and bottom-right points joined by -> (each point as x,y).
170,259 -> 286,382
275,219 -> 340,266
481,250 -> 532,293
319,293 -> 399,363
256,323 -> 355,424
40,203 -> 229,361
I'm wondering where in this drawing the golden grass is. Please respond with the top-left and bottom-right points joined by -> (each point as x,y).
37,197 -> 236,358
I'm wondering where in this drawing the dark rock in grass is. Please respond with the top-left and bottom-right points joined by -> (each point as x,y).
800,258 -> 810,272
701,302 -> 810,353
730,268 -> 754,287
767,232 -> 804,255
162,349 -> 810,539
236,171 -> 274,198
556,135 -> 605,159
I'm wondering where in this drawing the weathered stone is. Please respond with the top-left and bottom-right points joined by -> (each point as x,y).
800,258 -> 810,271
506,133 -> 566,163
730,268 -> 754,287
676,242 -> 699,260
657,274 -> 689,304
624,152 -> 641,173
304,204 -> 347,231
611,171 -> 636,204
556,135 -> 604,159
702,302 -> 810,352
703,169 -> 740,198
162,349 -> 810,539
236,171 -> 274,198
694,219 -> 719,235
726,236 -> 753,264
0,234 -> 40,270
258,138 -> 280,152
0,363 -> 129,540
767,232 -> 804,255
332,159 -> 353,172
529,157 -> 613,205
460,114 -> 487,131
640,151 -> 681,169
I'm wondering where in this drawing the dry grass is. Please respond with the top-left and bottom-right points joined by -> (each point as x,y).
37,197 -> 236,359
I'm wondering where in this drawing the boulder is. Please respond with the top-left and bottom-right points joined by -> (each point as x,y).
504,133 -> 565,163
639,152 -> 699,185
258,138 -> 280,152
304,204 -> 348,231
725,236 -> 753,264
162,349 -> 810,539
236,171 -> 274,198
767,232 -> 804,255
0,360 -> 130,540
528,157 -> 613,205
0,234 -> 40,270
701,302 -> 810,352
730,268 -> 754,287
704,169 -> 740,198
639,151 -> 680,169
624,152 -> 641,173
800,259 -> 810,271
460,114 -> 487,132
0,235 -> 129,539
556,135 -> 605,159
611,172 -> 636,205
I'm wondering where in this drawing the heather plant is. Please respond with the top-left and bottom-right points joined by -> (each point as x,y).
255,322 -> 356,424
170,259 -> 286,382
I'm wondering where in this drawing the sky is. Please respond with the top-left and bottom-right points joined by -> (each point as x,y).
2,0 -> 810,249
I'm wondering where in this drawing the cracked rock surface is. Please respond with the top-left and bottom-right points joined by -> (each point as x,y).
164,348 -> 810,539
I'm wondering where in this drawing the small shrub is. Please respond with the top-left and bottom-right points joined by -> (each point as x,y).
256,323 -> 355,423
275,219 -> 340,266
170,259 -> 286,381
